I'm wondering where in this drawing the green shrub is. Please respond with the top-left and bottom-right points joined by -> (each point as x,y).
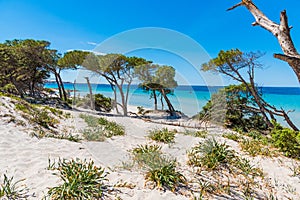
79,114 -> 100,127
222,132 -> 240,141
148,128 -> 176,143
82,128 -> 106,142
188,138 -> 235,170
145,160 -> 186,192
130,144 -> 186,192
48,159 -> 108,199
32,109 -> 58,129
102,119 -> 125,137
80,114 -> 125,141
0,174 -> 28,199
94,94 -> 112,112
183,129 -> 208,138
240,139 -> 272,157
233,158 -> 263,178
132,144 -> 162,155
132,144 -> 162,167
271,125 -> 300,158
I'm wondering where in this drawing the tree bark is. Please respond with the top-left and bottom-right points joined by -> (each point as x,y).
228,0 -> 300,82
84,77 -> 94,110
152,90 -> 158,110
54,72 -> 62,99
161,89 -> 176,116
57,72 -> 67,101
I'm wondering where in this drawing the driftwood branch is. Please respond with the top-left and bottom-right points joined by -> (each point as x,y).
228,0 -> 300,82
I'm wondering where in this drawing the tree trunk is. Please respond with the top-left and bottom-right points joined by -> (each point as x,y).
160,94 -> 164,110
117,84 -> 127,116
153,90 -> 158,110
57,73 -> 67,101
84,77 -> 94,110
73,80 -> 76,106
54,72 -> 63,99
228,0 -> 300,82
161,89 -> 176,116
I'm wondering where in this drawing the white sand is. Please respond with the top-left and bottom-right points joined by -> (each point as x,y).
0,98 -> 300,199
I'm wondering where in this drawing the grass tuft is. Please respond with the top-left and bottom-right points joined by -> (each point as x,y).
80,114 -> 125,141
148,128 -> 176,143
0,174 -> 29,199
188,138 -> 235,170
47,158 -> 108,199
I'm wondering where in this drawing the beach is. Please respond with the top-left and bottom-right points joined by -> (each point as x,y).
1,95 -> 300,199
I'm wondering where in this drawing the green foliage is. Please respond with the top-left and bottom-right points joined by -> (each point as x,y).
132,144 -> 162,155
47,133 -> 80,142
76,94 -> 112,112
15,100 -> 58,129
48,158 -> 108,199
145,159 -> 186,192
188,138 -> 235,170
0,39 -> 53,98
182,129 -> 208,138
80,114 -> 125,141
234,158 -> 263,177
79,114 -> 100,127
148,128 -> 176,143
94,93 -> 112,112
271,123 -> 300,159
196,84 -> 268,132
132,144 -> 162,167
0,174 -> 28,199
130,144 -> 186,192
82,128 -> 106,142
222,132 -> 240,142
240,139 -> 272,157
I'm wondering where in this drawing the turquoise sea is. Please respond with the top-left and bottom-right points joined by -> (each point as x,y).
45,83 -> 300,127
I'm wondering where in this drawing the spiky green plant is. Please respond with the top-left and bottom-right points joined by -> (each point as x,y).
132,144 -> 162,167
80,114 -> 125,139
48,158 -> 108,199
188,138 -> 235,170
0,174 -> 28,199
240,139 -> 272,157
148,128 -> 176,143
145,158 -> 186,192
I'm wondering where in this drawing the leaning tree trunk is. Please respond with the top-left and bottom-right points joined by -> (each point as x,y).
161,89 -> 176,116
84,77 -> 94,110
57,73 -> 68,101
54,72 -> 63,99
228,0 -> 300,82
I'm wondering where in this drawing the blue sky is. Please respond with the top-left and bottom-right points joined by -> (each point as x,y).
1,0 -> 300,86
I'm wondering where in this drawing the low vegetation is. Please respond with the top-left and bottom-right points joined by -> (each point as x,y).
271,123 -> 300,159
182,129 -> 208,138
148,128 -> 176,143
240,138 -> 273,157
188,138 -> 235,170
76,94 -> 112,112
47,158 -> 108,199
130,144 -> 186,192
188,138 -> 266,199
80,114 -> 125,141
0,174 -> 29,199
222,132 -> 240,142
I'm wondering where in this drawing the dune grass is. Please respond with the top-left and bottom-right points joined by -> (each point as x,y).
0,174 -> 29,199
80,114 -> 125,141
148,128 -> 176,143
47,158 -> 108,200
130,144 -> 186,192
